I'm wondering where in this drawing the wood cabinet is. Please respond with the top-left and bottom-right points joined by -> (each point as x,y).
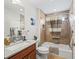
8,44 -> 36,59
27,50 -> 36,59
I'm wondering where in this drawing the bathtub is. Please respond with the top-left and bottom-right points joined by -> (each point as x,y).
41,42 -> 72,59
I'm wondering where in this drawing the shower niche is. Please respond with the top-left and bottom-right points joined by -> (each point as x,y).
50,19 -> 62,43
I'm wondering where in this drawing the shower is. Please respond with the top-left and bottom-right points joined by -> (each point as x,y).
40,11 -> 72,45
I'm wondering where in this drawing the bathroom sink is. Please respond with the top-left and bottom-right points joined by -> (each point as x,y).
5,40 -> 36,58
6,41 -> 29,51
5,40 -> 35,51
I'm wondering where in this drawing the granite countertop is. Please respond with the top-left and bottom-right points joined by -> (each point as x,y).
4,40 -> 36,59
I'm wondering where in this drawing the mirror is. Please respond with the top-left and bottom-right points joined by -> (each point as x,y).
4,0 -> 25,38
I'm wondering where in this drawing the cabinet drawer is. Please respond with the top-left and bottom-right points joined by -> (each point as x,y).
9,44 -> 36,59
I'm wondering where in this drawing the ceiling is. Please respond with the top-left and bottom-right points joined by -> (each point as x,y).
4,0 -> 24,14
5,0 -> 72,14
29,0 -> 72,14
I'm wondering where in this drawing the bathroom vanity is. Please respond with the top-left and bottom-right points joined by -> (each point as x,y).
4,1 -> 36,59
5,40 -> 36,59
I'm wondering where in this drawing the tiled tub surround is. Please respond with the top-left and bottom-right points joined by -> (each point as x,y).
41,42 -> 72,59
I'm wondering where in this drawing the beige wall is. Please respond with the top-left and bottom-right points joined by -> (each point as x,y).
37,9 -> 46,43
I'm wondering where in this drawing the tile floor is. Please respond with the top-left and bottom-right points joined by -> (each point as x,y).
36,54 -> 48,59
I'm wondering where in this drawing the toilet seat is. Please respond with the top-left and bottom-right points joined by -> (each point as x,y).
37,46 -> 49,54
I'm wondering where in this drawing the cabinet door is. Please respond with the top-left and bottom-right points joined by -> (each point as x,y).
9,44 -> 36,59
28,50 -> 36,59
23,56 -> 28,59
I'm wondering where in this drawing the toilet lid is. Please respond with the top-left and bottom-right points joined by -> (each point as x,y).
37,46 -> 49,52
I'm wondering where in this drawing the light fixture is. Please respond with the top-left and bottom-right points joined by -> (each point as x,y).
12,0 -> 21,4
50,0 -> 54,2
62,17 -> 65,21
53,9 -> 56,11
20,8 -> 23,11
59,16 -> 65,21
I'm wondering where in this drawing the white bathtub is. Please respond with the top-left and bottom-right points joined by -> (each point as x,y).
41,42 -> 72,59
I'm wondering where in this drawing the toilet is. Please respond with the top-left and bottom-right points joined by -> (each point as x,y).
37,46 -> 49,54
37,46 -> 49,59
36,40 -> 49,59
36,40 -> 49,55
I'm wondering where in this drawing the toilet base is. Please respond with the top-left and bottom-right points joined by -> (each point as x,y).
37,53 -> 48,59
